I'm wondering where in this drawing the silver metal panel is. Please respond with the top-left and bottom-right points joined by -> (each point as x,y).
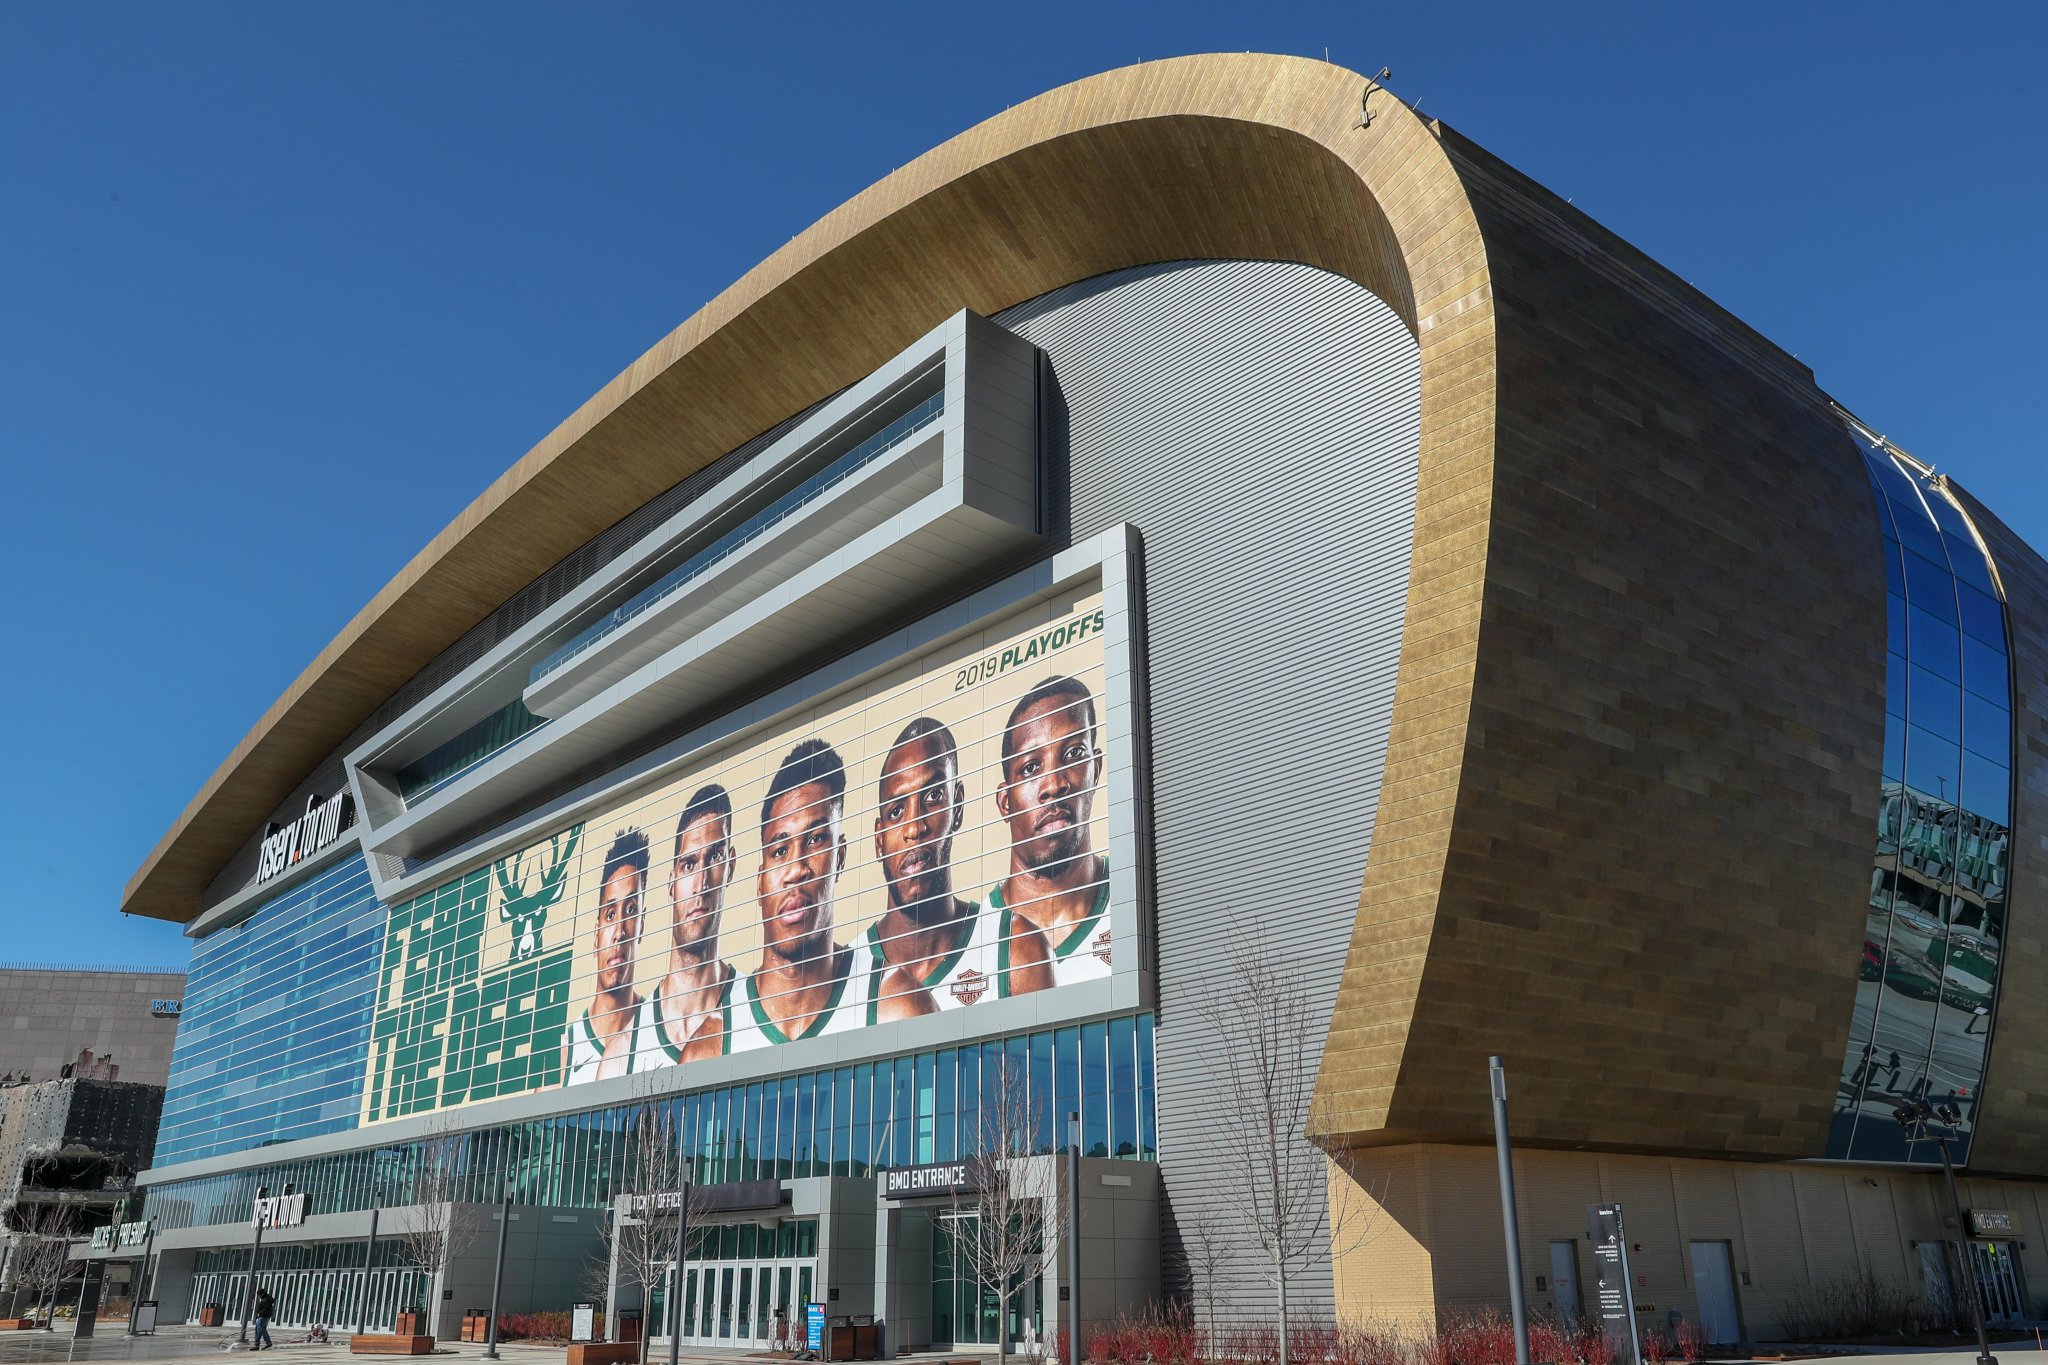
997,260 -> 1421,1317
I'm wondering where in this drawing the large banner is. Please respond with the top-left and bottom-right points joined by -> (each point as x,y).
365,590 -> 1115,1122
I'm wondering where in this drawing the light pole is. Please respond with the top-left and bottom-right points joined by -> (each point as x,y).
238,1185 -> 269,1346
483,1177 -> 512,1361
1489,1058 -> 1532,1365
1895,1099 -> 1997,1365
1065,1112 -> 1081,1365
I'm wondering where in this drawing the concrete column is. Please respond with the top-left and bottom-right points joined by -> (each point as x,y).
605,1202 -> 625,1343
874,1202 -> 900,1358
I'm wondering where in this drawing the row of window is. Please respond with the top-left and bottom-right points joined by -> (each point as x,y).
146,1013 -> 1156,1232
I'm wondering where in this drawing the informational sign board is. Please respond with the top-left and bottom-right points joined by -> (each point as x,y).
1968,1208 -> 2017,1237
571,1303 -> 596,1343
134,1302 -> 158,1335
73,1261 -> 105,1339
1587,1203 -> 1642,1365
807,1302 -> 826,1352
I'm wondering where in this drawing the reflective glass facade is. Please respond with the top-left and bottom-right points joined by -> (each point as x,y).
146,1013 -> 1154,1231
1829,432 -> 2014,1163
156,854 -> 385,1165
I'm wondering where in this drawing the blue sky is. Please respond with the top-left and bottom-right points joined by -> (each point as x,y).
3,3 -> 2042,970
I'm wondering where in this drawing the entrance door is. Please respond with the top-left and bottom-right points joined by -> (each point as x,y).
1688,1241 -> 1742,1344
1550,1241 -> 1582,1322
1972,1242 -> 2026,1323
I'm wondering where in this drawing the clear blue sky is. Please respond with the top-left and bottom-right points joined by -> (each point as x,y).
3,3 -> 2042,971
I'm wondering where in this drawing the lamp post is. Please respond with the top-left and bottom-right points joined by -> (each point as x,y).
238,1185 -> 269,1346
1489,1058 -> 1532,1365
1895,1100 -> 1996,1365
482,1177 -> 512,1361
1065,1112 -> 1081,1365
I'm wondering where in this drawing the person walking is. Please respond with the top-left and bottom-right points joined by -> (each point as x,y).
252,1287 -> 276,1351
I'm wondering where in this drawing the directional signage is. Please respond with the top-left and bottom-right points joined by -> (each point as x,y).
1587,1203 -> 1642,1365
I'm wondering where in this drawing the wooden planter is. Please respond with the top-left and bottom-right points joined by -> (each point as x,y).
349,1334 -> 436,1355
565,1346 -> 638,1365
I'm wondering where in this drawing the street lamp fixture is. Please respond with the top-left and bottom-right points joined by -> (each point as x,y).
1893,1099 -> 1996,1365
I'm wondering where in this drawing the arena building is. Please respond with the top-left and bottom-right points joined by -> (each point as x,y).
116,53 -> 2048,1347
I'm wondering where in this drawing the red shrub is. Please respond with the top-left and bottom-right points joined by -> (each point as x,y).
1674,1320 -> 1705,1364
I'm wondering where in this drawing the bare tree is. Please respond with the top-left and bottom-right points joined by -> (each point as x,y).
949,1055 -> 1071,1359
390,1121 -> 482,1335
1201,945 -> 1381,1365
7,1203 -> 76,1327
1174,1205 -> 1231,1360
599,1097 -> 696,1365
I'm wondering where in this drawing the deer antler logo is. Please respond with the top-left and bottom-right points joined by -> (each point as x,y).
496,826 -> 581,962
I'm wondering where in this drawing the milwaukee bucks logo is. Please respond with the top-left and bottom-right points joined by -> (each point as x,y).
495,826 -> 581,962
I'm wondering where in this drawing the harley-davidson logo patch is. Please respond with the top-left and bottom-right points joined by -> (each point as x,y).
949,969 -> 990,1006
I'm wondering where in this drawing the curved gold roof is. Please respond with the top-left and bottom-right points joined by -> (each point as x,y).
125,52 -> 1498,926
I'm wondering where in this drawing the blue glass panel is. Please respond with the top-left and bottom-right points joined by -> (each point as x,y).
1884,711 -> 1906,782
1962,635 -> 2010,707
1110,1016 -> 1138,1159
1963,691 -> 2010,765
1888,593 -> 1909,647
1957,582 -> 2005,649
1906,665 -> 1962,745
1136,1013 -> 1157,1160
1905,725 -> 1961,803
1888,496 -> 1948,565
1885,654 -> 1907,718
1944,532 -> 1997,594
1962,754 -> 2012,827
1880,538 -> 1905,596
1907,607 -> 1961,682
1921,485 -> 1975,542
1902,551 -> 1958,624
1866,449 -> 1921,505
1030,1031 -> 1055,1154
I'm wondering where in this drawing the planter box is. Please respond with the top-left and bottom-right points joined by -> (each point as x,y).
565,1346 -> 639,1365
198,1306 -> 225,1328
350,1334 -> 436,1356
393,1312 -> 425,1337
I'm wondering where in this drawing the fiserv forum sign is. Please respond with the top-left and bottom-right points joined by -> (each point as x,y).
257,791 -> 355,882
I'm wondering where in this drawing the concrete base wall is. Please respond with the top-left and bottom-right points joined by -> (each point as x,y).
1330,1144 -> 2048,1338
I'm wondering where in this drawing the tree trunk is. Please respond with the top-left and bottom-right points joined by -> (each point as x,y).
1276,1254 -> 1291,1365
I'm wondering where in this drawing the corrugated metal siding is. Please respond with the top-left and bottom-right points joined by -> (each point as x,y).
999,260 -> 1421,1316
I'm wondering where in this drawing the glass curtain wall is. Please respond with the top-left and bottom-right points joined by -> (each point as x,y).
148,1013 -> 1156,1232
1828,432 -> 2014,1163
156,855 -> 385,1165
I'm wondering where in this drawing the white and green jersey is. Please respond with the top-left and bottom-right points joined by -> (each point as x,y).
565,1001 -> 651,1084
986,869 -> 1112,989
730,944 -> 870,1053
861,899 -> 1003,1022
633,966 -> 735,1070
